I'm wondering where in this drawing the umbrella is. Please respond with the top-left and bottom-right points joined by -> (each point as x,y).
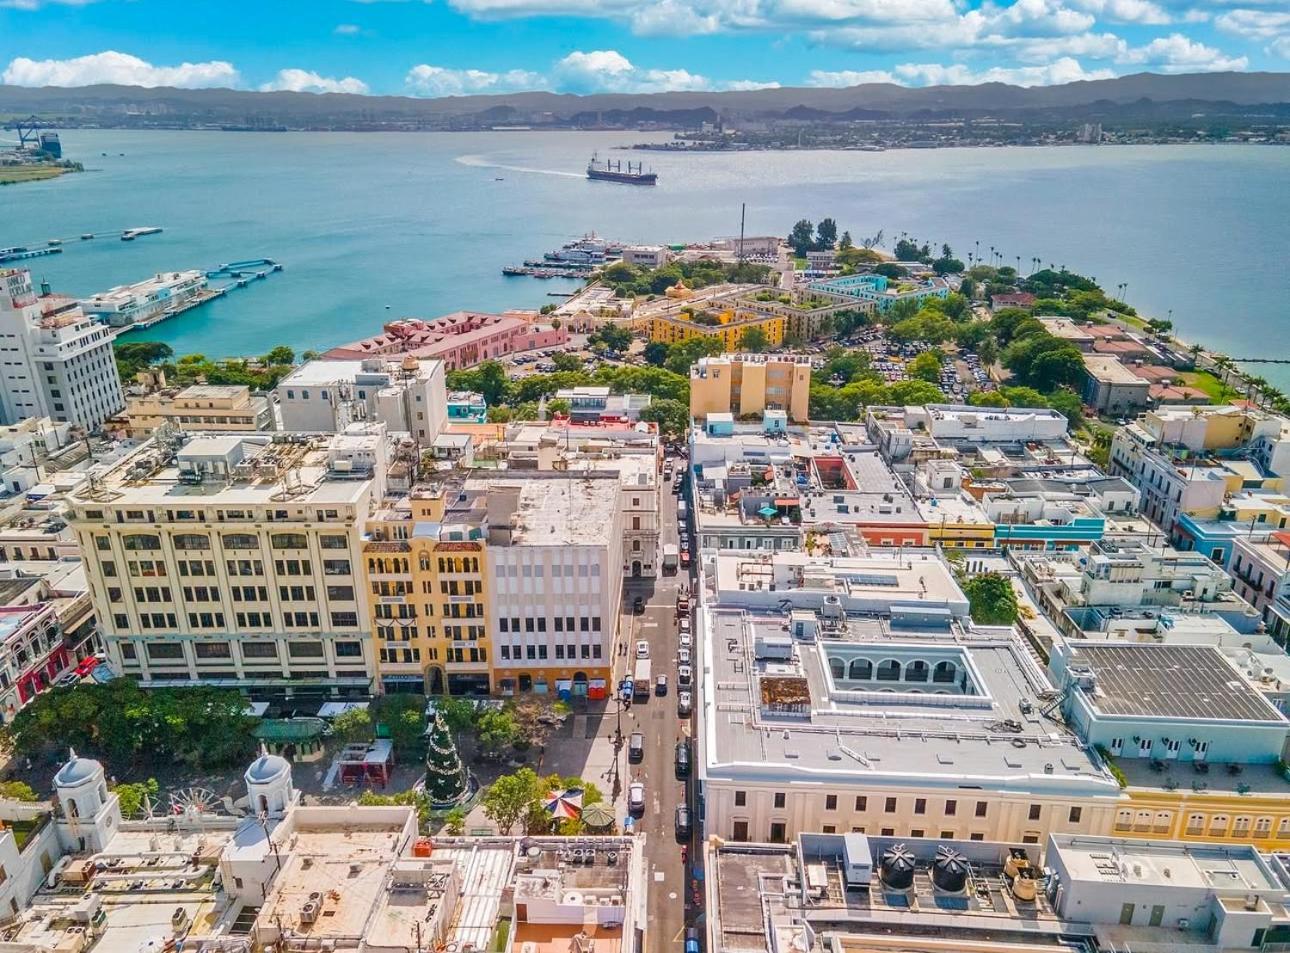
543,788 -> 584,820
758,505 -> 778,519
581,804 -> 615,830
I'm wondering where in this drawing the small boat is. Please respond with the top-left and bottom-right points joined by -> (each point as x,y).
494,176 -> 505,181
80,234 -> 94,240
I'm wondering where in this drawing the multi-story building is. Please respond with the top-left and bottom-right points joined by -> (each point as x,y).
323,311 -> 567,370
552,386 -> 651,423
118,377 -> 274,439
446,390 -> 487,423
1172,489 -> 1290,566
1081,354 -> 1153,415
276,356 -> 447,440
0,416 -> 73,495
484,473 -> 622,700
362,486 -> 493,696
68,427 -> 398,696
696,550 -> 1124,847
1229,531 -> 1290,641
807,273 -> 950,312
0,269 -> 123,431
690,354 -> 811,424
0,584 -> 69,722
620,244 -> 671,268
1110,405 -> 1290,531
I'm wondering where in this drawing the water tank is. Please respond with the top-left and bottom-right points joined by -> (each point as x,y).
931,846 -> 970,893
879,844 -> 916,890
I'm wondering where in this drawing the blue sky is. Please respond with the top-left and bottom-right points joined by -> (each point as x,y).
0,0 -> 1284,95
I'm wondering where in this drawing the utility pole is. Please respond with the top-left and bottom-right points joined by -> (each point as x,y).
738,202 -> 746,264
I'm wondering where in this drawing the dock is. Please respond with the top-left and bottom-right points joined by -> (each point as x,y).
0,246 -> 63,264
102,258 -> 284,337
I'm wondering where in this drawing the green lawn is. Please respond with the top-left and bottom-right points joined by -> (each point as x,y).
1180,370 -> 1239,403
0,166 -> 71,185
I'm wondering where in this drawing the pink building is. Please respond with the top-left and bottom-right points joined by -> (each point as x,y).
324,310 -> 568,371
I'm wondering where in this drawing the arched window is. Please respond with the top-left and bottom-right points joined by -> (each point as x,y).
905,660 -> 929,682
271,533 -> 309,550
876,659 -> 901,681
419,554 -> 431,572
933,660 -> 957,683
848,658 -> 872,680
122,534 -> 161,551
173,534 -> 210,550
222,533 -> 259,550
67,798 -> 79,819
829,657 -> 844,680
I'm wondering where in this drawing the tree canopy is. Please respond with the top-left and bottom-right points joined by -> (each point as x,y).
962,573 -> 1020,625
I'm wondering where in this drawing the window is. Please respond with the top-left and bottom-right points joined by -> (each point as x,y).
195,642 -> 231,659
825,795 -> 837,811
945,799 -> 957,816
1028,804 -> 1042,821
331,611 -> 359,627
773,792 -> 785,809
914,798 -> 926,815
320,535 -> 348,549
223,533 -> 259,550
327,585 -> 355,601
855,796 -> 867,811
975,801 -> 988,818
272,533 -> 309,550
123,534 -> 161,551
1069,806 -> 1083,824
287,642 -> 324,658
146,642 -> 184,660
173,534 -> 210,550
335,641 -> 362,658
735,791 -> 746,807
884,797 -> 897,813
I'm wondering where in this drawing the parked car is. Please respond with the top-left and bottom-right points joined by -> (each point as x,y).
678,617 -> 691,634
675,802 -> 692,839
633,596 -> 645,614
675,739 -> 691,778
677,647 -> 692,666
677,690 -> 693,717
679,631 -> 693,649
678,664 -> 693,687
636,640 -> 650,659
655,674 -> 668,696
685,928 -> 701,953
628,731 -> 644,763
628,781 -> 646,815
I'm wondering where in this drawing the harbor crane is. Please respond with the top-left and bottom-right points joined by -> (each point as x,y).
3,115 -> 49,148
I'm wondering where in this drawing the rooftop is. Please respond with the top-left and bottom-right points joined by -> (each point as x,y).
1065,642 -> 1287,723
1082,354 -> 1148,385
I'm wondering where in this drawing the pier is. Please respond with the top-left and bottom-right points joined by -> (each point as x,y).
101,259 -> 284,337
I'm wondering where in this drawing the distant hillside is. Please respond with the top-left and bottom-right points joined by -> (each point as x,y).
1,71 -> 1288,129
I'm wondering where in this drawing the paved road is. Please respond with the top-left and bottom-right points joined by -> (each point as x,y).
616,461 -> 693,953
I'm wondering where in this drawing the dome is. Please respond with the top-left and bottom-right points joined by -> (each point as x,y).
55,751 -> 102,788
245,753 -> 291,784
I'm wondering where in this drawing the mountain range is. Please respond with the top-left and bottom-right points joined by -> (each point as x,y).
2,71 -> 1288,129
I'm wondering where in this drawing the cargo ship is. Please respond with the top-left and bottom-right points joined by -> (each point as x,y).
586,153 -> 656,186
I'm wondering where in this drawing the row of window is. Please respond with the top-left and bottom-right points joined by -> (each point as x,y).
123,639 -> 363,663
112,610 -> 359,631
109,558 -> 353,578
499,643 -> 603,661
499,616 -> 603,633
738,790 -> 1077,825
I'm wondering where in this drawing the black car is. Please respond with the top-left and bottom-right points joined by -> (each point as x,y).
633,596 -> 645,614
628,731 -> 644,763
675,802 -> 692,839
674,738 -> 691,778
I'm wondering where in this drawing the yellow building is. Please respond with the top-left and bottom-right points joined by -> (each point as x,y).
1113,784 -> 1290,852
363,488 -> 493,695
690,354 -> 812,423
642,308 -> 786,351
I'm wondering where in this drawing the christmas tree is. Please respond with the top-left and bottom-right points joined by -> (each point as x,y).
424,709 -> 467,804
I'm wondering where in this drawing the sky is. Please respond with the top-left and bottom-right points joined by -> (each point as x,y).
0,0 -> 1285,96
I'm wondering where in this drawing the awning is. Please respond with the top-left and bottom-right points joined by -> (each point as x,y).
253,717 -> 328,742
758,506 -> 778,518
774,498 -> 797,506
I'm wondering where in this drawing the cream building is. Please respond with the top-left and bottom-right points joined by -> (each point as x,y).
120,377 -> 273,438
696,550 -> 1124,846
67,426 -> 404,696
690,353 -> 812,424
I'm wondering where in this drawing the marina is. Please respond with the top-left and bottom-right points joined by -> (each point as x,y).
502,233 -> 623,281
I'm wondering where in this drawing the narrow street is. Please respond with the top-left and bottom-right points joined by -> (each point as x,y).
616,461 -> 693,953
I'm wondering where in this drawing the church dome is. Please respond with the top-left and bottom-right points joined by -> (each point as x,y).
245,752 -> 291,784
54,751 -> 102,788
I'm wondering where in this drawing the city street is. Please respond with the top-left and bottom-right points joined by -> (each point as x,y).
617,460 -> 693,953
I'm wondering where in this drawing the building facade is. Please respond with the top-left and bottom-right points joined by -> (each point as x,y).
120,379 -> 274,439
276,357 -> 448,441
690,354 -> 812,424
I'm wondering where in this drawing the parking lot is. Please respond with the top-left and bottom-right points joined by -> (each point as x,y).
814,326 -> 996,397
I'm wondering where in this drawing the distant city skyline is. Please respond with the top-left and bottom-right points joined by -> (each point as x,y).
0,0 -> 1284,97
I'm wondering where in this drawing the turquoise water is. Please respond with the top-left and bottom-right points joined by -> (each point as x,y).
3,130 -> 1288,386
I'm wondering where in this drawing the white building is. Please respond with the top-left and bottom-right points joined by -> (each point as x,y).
480,473 -> 623,696
0,269 -> 123,431
620,245 -> 671,268
276,356 -> 447,441
78,270 -> 207,329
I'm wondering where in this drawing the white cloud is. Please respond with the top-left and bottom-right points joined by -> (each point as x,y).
553,49 -> 711,92
810,56 -> 1113,86
1215,8 -> 1290,40
334,23 -> 363,34
807,68 -> 899,85
722,79 -> 783,89
1272,36 -> 1290,57
1009,31 -> 1128,61
1,50 -> 239,88
404,64 -> 545,96
259,69 -> 369,94
0,0 -> 97,9
1065,0 -> 1171,25
1117,32 -> 1248,70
